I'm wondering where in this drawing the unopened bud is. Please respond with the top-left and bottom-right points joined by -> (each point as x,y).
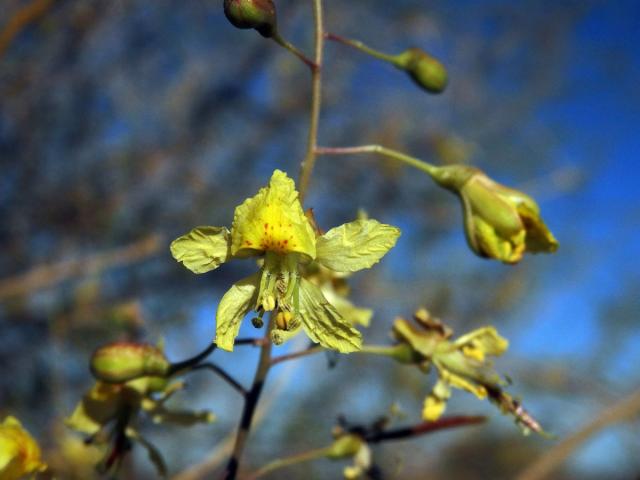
325,434 -> 363,460
90,342 -> 170,383
223,0 -> 277,38
395,48 -> 448,94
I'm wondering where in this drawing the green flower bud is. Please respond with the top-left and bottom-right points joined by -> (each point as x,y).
90,342 -> 170,383
430,165 -> 559,264
395,48 -> 448,94
325,434 -> 363,460
223,0 -> 277,38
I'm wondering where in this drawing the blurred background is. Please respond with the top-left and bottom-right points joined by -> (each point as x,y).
1,0 -> 639,478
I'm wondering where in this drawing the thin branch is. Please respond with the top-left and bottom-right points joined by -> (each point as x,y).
364,415 -> 487,443
516,389 -> 640,480
187,363 -> 248,396
168,343 -> 218,375
315,145 -> 438,176
270,345 -> 324,366
324,32 -> 399,64
0,0 -> 56,58
223,319 -> 275,480
297,0 -> 324,203
247,416 -> 486,479
272,32 -> 317,69
246,447 -> 330,480
0,234 -> 163,301
170,336 -> 308,480
235,337 -> 270,347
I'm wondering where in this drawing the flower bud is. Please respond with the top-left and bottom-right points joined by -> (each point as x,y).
325,434 -> 363,460
430,165 -> 559,264
395,48 -> 448,94
223,0 -> 277,38
90,342 -> 170,383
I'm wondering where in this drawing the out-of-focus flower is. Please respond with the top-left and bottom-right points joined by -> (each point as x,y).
391,309 -> 547,435
431,165 -> 558,264
325,433 -> 371,480
0,416 -> 47,480
305,263 -> 373,328
171,170 -> 400,352
66,376 -> 214,476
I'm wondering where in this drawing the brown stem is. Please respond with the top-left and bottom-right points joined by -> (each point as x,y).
270,345 -> 324,366
187,363 -> 248,396
364,415 -> 486,443
0,0 -> 55,58
515,389 -> 640,480
223,319 -> 274,480
297,0 -> 324,203
272,32 -> 318,69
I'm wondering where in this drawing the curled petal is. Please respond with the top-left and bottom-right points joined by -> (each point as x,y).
170,226 -> 231,274
215,273 -> 261,351
298,279 -> 362,353
454,326 -> 509,361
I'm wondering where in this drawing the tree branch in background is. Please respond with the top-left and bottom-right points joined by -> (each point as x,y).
0,234 -> 163,302
0,0 -> 56,58
516,389 -> 640,480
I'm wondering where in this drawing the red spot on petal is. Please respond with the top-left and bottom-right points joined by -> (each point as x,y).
264,223 -> 269,230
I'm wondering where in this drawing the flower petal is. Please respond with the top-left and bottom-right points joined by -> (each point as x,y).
423,380 -> 451,421
65,383 -> 122,435
298,278 -> 362,353
170,226 -> 231,274
316,219 -> 400,273
215,273 -> 260,351
454,326 -> 509,361
321,286 -> 373,327
231,170 -> 317,259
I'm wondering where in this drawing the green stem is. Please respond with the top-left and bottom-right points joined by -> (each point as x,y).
358,344 -> 402,356
315,144 -> 439,177
272,32 -> 317,69
246,447 -> 331,480
325,32 -> 400,65
298,0 -> 324,203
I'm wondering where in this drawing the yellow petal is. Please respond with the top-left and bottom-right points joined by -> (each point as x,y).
230,170 -> 317,259
65,383 -> 122,435
439,366 -> 488,400
422,380 -> 451,421
0,416 -> 47,479
454,326 -> 509,358
316,219 -> 400,273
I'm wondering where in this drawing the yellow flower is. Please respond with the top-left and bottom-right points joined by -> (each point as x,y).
0,416 -> 47,480
171,170 -> 401,352
391,310 -> 546,435
66,376 -> 213,476
431,165 -> 558,264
